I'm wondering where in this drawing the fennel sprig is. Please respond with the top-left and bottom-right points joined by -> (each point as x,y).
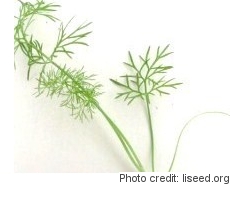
15,0 -> 230,173
14,0 -> 100,120
111,46 -> 182,171
14,0 -> 145,171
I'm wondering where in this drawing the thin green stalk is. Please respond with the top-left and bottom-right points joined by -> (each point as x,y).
96,104 -> 145,172
145,94 -> 155,172
168,111 -> 230,172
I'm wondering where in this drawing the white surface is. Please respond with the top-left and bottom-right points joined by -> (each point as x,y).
14,0 -> 230,172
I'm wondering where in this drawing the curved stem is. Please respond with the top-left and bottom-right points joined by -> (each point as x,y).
96,104 -> 145,172
168,111 -> 230,172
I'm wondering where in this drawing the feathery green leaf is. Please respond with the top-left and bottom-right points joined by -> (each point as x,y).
111,45 -> 182,104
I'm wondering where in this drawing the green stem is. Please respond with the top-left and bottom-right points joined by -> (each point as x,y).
96,104 -> 145,172
145,95 -> 155,172
168,111 -> 230,172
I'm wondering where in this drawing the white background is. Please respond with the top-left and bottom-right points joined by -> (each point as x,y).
14,0 -> 230,174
